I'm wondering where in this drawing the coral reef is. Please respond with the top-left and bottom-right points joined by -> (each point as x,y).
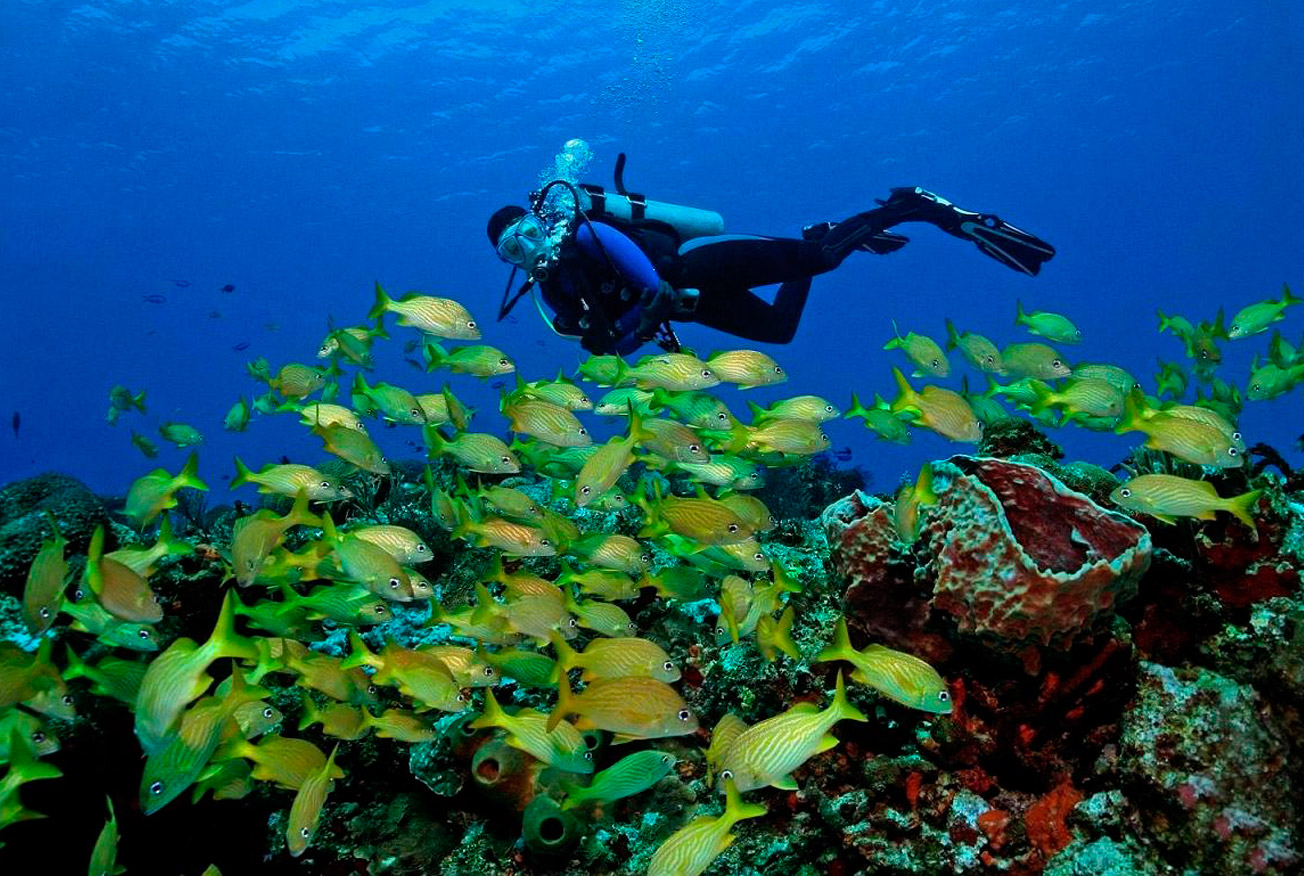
0,472 -> 106,593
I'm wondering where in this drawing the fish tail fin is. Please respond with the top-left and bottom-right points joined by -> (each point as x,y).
1115,387 -> 1148,435
62,644 -> 91,681
422,341 -> 449,371
944,318 -> 960,350
340,629 -> 380,671
915,463 -> 937,507
845,392 -> 870,422
882,318 -> 903,351
285,489 -> 322,530
1282,283 -> 1301,307
231,456 -> 255,489
469,582 -> 498,626
367,281 -> 392,321
177,451 -> 210,492
817,617 -> 856,664
832,669 -> 869,724
85,525 -> 106,597
546,672 -> 574,732
549,631 -> 579,678
888,368 -> 919,414
155,515 -> 193,560
1027,379 -> 1054,415
4,724 -> 62,783
1015,298 -> 1028,325
207,590 -> 259,663
558,780 -> 585,810
297,690 -> 321,731
320,511 -> 341,546
772,606 -> 800,661
1226,489 -> 1262,533
468,687 -> 507,731
721,778 -> 767,826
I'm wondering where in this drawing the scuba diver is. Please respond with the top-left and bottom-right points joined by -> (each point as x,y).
488,154 -> 1056,355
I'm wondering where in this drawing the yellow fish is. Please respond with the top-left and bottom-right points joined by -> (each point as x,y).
889,369 -> 981,442
1110,474 -> 1260,533
705,350 -> 787,388
22,512 -> 67,635
347,525 -> 432,565
369,282 -> 480,339
817,620 -> 951,714
268,363 -> 327,399
620,352 -> 720,391
311,422 -> 389,475
232,458 -> 351,501
501,394 -> 590,446
1116,392 -> 1242,468
884,321 -> 949,377
1000,342 -> 1071,380
747,395 -> 840,423
423,428 -> 521,474
637,485 -> 755,546
85,525 -> 162,624
944,319 -> 1005,374
124,452 -> 209,525
469,688 -> 593,773
565,533 -> 651,575
574,408 -> 652,506
893,464 -> 938,544
714,671 -> 867,792
551,633 -> 680,682
1016,299 -> 1082,344
287,744 -> 341,857
341,632 -> 468,713
646,778 -> 766,876
548,674 -> 697,741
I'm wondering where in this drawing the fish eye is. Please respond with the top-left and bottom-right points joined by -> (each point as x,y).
139,629 -> 151,639
456,693 -> 467,702
500,455 -> 511,464
626,623 -> 637,633
568,618 -> 579,629
663,661 -> 674,672
153,594 -> 162,604
150,781 -> 164,795
701,370 -> 711,378
1232,431 -> 1242,441
1228,447 -> 1238,456
985,356 -> 994,364
320,481 -> 331,488
720,769 -> 733,780
32,731 -> 46,743
727,523 -> 739,533
584,751 -> 593,761
714,626 -> 724,636
300,827 -> 311,839
73,589 -> 83,601
417,544 -> 428,553
410,408 -> 421,418
677,709 -> 691,721
375,605 -> 387,614
752,552 -> 765,562
1052,360 -> 1062,368
1120,488 -> 1132,498
63,695 -> 73,705
773,366 -> 783,374
484,666 -> 496,676
640,554 -> 650,565
931,359 -> 939,367
367,685 -> 378,695
39,607 -> 50,619
263,707 -> 275,719
937,690 -> 950,702
467,321 -> 477,330
389,578 -> 401,589
578,428 -> 587,435
689,444 -> 701,453
716,412 -> 728,422
540,538 -> 551,546
580,486 -> 592,495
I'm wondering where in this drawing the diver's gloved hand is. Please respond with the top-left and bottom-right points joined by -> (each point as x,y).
877,187 -> 1057,275
634,280 -> 678,339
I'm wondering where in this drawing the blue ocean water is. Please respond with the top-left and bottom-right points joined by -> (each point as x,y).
2,0 -> 1300,499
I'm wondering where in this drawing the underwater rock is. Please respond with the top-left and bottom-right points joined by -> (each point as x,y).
1117,661 -> 1300,874
976,417 -> 1063,462
0,472 -> 107,594
826,456 -> 1152,663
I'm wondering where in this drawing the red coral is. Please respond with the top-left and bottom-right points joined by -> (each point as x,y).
1025,779 -> 1083,858
977,808 -> 1011,849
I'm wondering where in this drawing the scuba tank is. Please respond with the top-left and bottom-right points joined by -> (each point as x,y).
576,153 -> 725,241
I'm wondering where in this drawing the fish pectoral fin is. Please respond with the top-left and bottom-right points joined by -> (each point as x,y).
611,733 -> 642,745
1194,510 -> 1217,521
769,775 -> 799,791
814,733 -> 841,755
1148,513 -> 1179,525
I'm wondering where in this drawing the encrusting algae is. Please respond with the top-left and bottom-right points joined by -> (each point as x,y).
0,275 -> 1301,875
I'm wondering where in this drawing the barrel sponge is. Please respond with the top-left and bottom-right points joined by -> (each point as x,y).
825,456 -> 1151,651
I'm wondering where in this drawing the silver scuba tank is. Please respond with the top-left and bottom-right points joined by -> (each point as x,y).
576,184 -> 725,240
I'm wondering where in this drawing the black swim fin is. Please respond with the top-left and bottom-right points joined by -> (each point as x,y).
876,187 -> 1056,276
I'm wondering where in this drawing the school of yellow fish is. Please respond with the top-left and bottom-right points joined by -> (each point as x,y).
2,281 -> 1297,873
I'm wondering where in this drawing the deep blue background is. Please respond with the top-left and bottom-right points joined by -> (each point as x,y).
2,1 -> 1301,501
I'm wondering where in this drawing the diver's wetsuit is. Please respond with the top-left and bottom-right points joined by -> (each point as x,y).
538,217 -> 876,355
531,189 -> 1055,355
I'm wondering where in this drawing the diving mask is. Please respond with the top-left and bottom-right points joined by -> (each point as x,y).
496,213 -> 553,272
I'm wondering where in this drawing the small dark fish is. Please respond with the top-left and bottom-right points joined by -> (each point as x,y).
232,342 -> 251,352
833,447 -> 853,462
404,357 -> 423,371
507,316 -> 519,324
536,340 -> 546,347
220,284 -> 236,293
10,411 -> 18,439
279,455 -> 292,465
172,279 -> 191,287
208,311 -> 222,319
264,323 -> 280,332
491,381 -> 506,391
402,340 -> 419,354
142,295 -> 167,304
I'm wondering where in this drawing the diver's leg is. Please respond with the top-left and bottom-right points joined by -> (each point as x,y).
686,279 -> 812,345
677,236 -> 831,290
